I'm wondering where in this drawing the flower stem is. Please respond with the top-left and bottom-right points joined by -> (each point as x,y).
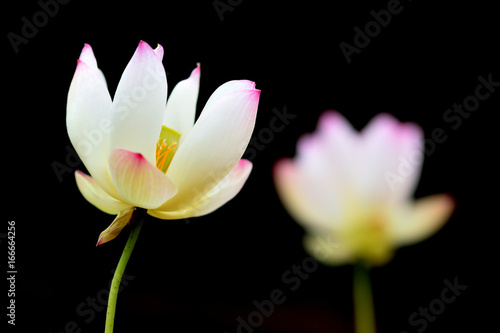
353,264 -> 376,333
105,211 -> 144,333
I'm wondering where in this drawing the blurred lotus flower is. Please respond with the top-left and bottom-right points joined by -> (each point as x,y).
274,112 -> 455,267
67,41 -> 260,245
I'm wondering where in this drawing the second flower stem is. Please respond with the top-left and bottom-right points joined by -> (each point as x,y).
105,212 -> 144,333
353,264 -> 376,333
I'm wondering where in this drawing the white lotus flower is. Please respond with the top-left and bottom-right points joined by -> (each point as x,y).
273,112 -> 455,266
67,41 -> 260,245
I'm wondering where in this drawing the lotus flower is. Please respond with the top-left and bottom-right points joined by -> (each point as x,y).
273,112 -> 455,267
67,41 -> 260,245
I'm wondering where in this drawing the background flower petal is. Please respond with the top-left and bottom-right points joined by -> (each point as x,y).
274,158 -> 341,232
359,113 -> 423,203
390,194 -> 456,246
303,234 -> 352,266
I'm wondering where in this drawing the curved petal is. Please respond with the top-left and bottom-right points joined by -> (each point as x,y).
149,159 -> 252,219
75,171 -> 133,214
303,234 -> 352,266
110,41 -> 167,165
163,65 -> 200,145
313,111 -> 362,198
67,48 -> 118,198
359,113 -> 423,203
161,86 -> 260,211
109,148 -> 178,209
96,207 -> 135,246
390,194 -> 456,246
203,80 -> 256,111
390,121 -> 424,201
78,44 -> 98,69
293,112 -> 358,225
273,158 -> 341,231
153,44 -> 164,61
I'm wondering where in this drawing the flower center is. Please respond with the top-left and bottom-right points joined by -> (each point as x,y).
156,126 -> 181,173
343,210 -> 393,266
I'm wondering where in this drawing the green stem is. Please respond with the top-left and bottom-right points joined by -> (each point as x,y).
353,264 -> 376,333
105,213 -> 144,333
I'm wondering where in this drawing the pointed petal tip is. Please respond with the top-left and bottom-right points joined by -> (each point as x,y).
82,43 -> 92,51
247,81 -> 257,90
238,158 -> 252,168
153,43 -> 164,60
137,40 -> 155,53
190,64 -> 201,78
96,208 -> 135,247
246,87 -> 261,103
235,159 -> 253,176
96,233 -> 110,247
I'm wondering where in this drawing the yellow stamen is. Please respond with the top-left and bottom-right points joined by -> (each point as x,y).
156,141 -> 177,173
155,126 -> 182,174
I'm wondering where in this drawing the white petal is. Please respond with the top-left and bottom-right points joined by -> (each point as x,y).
78,44 -> 98,69
153,44 -> 164,61
203,80 -> 255,111
390,122 -> 424,201
109,148 -> 178,209
293,112 -> 359,225
110,41 -> 167,165
163,65 -> 200,145
303,234 -> 352,266
390,194 -> 455,246
75,171 -> 133,214
359,114 -> 423,203
273,158 -> 341,231
66,50 -> 118,198
149,159 -> 252,219
160,86 -> 260,211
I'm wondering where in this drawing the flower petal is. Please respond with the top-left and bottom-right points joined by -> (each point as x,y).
75,171 -> 133,214
362,114 -> 424,202
303,234 -> 352,266
274,158 -> 341,231
149,159 -> 252,219
78,44 -> 98,69
96,207 -> 135,246
163,65 -> 200,145
161,85 -> 260,211
202,80 -> 256,111
293,113 -> 359,225
67,47 -> 118,198
109,148 -> 178,209
391,194 -> 456,246
110,41 -> 167,165
153,44 -> 164,61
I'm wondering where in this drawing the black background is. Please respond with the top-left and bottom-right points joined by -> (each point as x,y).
5,0 -> 498,332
